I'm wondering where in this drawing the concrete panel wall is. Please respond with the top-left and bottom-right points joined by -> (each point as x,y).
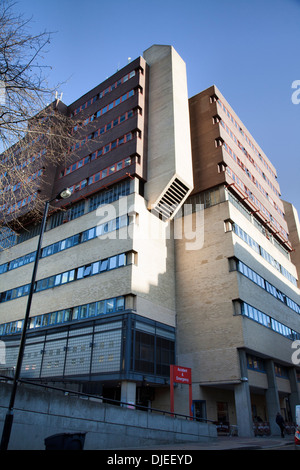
175,202 -> 243,390
0,382 -> 217,450
143,45 -> 193,213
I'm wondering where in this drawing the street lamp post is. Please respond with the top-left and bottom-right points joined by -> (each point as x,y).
0,189 -> 71,451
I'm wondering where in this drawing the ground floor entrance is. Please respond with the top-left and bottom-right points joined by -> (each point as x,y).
192,382 -> 299,437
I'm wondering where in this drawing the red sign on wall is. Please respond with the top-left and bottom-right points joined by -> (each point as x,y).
171,365 -> 192,384
170,365 -> 192,418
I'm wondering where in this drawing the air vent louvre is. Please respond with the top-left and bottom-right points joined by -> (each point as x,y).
151,178 -> 190,221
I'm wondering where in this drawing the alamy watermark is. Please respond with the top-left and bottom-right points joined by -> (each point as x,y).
291,80 -> 300,104
291,340 -> 300,365
95,199 -> 205,251
0,340 -> 6,365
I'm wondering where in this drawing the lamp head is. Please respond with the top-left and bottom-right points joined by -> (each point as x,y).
57,188 -> 72,200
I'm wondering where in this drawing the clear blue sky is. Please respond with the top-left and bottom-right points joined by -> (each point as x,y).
16,0 -> 300,215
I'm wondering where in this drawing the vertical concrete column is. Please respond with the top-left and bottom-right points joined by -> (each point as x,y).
234,350 -> 254,437
121,381 -> 136,407
143,45 -> 193,217
288,367 -> 300,422
265,359 -> 280,435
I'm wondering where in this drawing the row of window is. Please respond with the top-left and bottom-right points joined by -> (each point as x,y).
219,126 -> 283,218
49,180 -> 131,229
225,165 -> 288,241
60,130 -> 135,179
4,191 -> 38,215
71,69 -> 137,117
236,259 -> 300,315
241,301 -> 300,341
222,140 -> 282,223
67,108 -> 135,157
247,354 -> 289,378
0,296 -> 126,336
0,228 -> 17,251
71,88 -> 136,133
1,169 -> 44,195
227,190 -> 290,259
216,97 -> 277,180
247,354 -> 266,373
219,119 -> 280,201
44,214 -> 128,257
30,214 -> 126,265
0,252 -> 128,303
67,156 -> 133,195
232,223 -> 296,285
0,148 -> 46,179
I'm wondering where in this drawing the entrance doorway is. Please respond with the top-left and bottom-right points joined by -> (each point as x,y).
192,400 -> 207,422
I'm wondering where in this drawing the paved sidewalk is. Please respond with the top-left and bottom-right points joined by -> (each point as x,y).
188,434 -> 296,450
121,434 -> 296,451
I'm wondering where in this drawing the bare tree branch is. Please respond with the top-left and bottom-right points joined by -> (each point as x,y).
0,0 -> 81,248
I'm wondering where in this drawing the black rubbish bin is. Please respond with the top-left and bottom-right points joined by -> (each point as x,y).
44,432 -> 86,450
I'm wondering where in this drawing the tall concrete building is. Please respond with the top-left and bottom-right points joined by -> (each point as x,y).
175,86 -> 300,436
0,46 -> 299,436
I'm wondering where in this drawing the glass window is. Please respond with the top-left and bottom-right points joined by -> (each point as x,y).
116,297 -> 125,311
22,284 -> 29,295
118,253 -> 126,266
97,300 -> 105,315
89,302 -> 96,317
106,299 -> 115,312
109,256 -> 117,270
57,310 -> 64,323
86,228 -> 95,240
60,240 -> 66,251
92,262 -> 100,275
96,224 -> 103,237
83,265 -> 92,277
72,307 -> 80,320
100,259 -> 108,272
80,305 -> 88,319
61,272 -> 69,284
77,267 -> 84,279
53,242 -> 60,254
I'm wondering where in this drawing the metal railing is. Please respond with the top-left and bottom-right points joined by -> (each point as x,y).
0,373 -> 214,424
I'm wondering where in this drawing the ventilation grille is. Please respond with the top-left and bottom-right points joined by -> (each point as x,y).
151,178 -> 190,221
